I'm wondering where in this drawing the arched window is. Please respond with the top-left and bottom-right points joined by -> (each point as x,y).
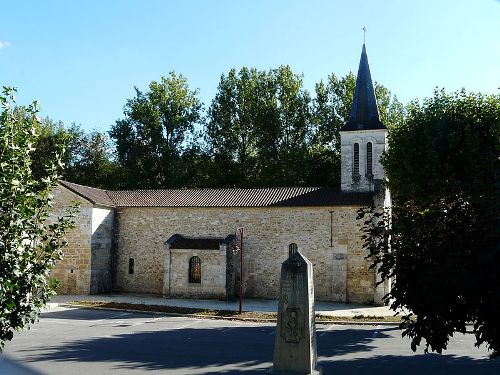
366,142 -> 373,176
288,243 -> 298,258
128,258 -> 134,275
189,256 -> 201,283
353,143 -> 360,175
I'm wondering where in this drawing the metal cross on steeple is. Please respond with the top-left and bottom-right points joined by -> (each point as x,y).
340,32 -> 386,131
363,26 -> 367,44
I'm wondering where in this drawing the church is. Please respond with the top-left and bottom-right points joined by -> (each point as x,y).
51,44 -> 391,305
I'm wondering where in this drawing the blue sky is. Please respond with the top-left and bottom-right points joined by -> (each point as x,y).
1,0 -> 499,132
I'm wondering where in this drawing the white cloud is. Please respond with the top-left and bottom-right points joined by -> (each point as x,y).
0,41 -> 12,49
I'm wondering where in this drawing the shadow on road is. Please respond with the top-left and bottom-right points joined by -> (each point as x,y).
40,308 -> 157,321
22,326 -> 273,373
20,322 -> 499,374
326,353 -> 499,374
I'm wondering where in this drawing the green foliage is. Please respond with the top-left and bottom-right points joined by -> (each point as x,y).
206,67 -> 262,186
110,72 -> 203,188
23,68 -> 399,190
0,87 -> 78,350
30,116 -> 69,181
65,127 -> 120,189
385,90 -> 498,205
360,89 -> 500,357
206,66 -> 313,187
207,67 -> 403,187
26,118 -> 118,189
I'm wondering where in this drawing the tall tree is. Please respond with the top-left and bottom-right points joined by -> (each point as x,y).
360,89 -> 500,357
65,128 -> 119,189
206,67 -> 261,187
261,65 -> 311,186
29,119 -> 119,190
30,116 -> 69,181
110,72 -> 202,189
207,66 -> 311,187
308,73 -> 355,187
0,87 -> 77,349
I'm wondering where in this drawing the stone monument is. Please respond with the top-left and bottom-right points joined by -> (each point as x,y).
271,248 -> 322,374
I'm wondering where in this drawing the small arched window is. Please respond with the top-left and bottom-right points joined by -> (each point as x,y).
189,256 -> 201,283
288,243 -> 298,258
353,143 -> 360,175
128,258 -> 134,275
366,142 -> 373,176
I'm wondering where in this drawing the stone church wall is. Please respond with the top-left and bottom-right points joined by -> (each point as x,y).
90,206 -> 114,293
114,206 -> 376,304
164,248 -> 228,299
50,186 -> 93,294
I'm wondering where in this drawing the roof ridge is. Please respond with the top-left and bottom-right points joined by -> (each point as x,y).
106,186 -> 322,192
60,180 -> 108,192
59,180 -> 115,207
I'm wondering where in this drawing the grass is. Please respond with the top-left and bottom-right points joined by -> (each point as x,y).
66,301 -> 402,323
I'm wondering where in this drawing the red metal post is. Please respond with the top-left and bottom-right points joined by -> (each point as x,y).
239,228 -> 244,314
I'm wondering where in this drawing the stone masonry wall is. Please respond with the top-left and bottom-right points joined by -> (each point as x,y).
165,248 -> 227,299
90,207 -> 114,294
115,206 -> 376,304
341,129 -> 387,192
50,185 -> 92,294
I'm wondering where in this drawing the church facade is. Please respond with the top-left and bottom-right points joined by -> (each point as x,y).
50,44 -> 390,305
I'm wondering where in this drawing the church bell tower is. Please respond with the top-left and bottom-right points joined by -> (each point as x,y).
340,44 -> 387,192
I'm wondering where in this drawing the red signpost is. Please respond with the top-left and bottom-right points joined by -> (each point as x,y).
234,227 -> 244,314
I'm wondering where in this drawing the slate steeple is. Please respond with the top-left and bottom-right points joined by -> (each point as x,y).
340,42 -> 388,193
341,44 -> 386,131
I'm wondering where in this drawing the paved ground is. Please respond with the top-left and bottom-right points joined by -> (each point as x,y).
3,306 -> 498,374
49,294 -> 395,317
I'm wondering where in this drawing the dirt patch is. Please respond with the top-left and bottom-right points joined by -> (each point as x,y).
67,301 -> 402,323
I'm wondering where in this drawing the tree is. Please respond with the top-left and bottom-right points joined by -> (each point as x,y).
28,118 -> 119,190
110,72 -> 203,189
0,87 -> 77,350
206,67 -> 261,187
29,116 -> 69,181
206,66 -> 311,187
207,68 -> 401,187
262,65 -> 311,186
65,128 -> 120,189
360,89 -> 500,357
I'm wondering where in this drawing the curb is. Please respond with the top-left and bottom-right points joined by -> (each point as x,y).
55,303 -> 400,326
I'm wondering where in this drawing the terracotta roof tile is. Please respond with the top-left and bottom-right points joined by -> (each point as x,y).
59,181 -> 115,207
106,187 -> 372,207
59,182 -> 373,208
269,187 -> 374,206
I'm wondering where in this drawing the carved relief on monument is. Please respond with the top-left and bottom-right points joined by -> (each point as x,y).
281,307 -> 305,343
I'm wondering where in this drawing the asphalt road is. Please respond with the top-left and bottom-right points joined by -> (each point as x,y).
2,306 -> 499,374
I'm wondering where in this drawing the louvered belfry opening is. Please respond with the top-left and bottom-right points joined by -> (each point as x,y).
189,256 -> 201,283
367,142 -> 373,175
353,143 -> 360,175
